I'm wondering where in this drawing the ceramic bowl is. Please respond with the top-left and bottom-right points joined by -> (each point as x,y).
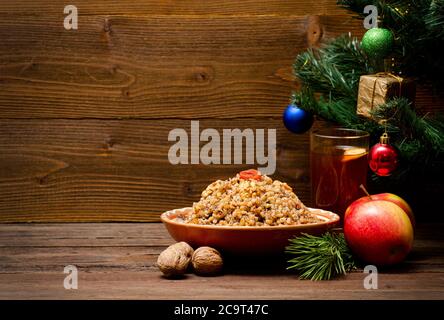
160,207 -> 340,255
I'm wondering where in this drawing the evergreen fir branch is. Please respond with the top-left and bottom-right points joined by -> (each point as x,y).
293,35 -> 371,99
368,98 -> 444,189
286,232 -> 357,281
370,138 -> 443,194
372,97 -> 444,154
293,88 -> 444,180
338,0 -> 444,88
424,0 -> 444,39
294,50 -> 357,99
336,0 -> 369,14
291,0 -> 444,192
322,34 -> 371,75
292,87 -> 380,135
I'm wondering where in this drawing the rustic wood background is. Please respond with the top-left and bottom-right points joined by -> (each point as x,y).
0,1 -> 442,222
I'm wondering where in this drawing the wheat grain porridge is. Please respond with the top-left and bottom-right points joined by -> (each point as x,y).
186,169 -> 322,226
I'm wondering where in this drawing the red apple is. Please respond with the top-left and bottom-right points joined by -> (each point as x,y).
344,200 -> 414,266
347,193 -> 415,228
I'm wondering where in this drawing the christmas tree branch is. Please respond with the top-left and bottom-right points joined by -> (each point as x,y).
372,98 -> 444,155
293,35 -> 371,99
291,1 -> 444,191
286,232 -> 357,281
338,0 -> 444,88
424,0 -> 444,39
292,88 -> 379,134
293,73 -> 443,181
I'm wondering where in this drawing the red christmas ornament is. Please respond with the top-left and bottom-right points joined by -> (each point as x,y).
368,132 -> 399,176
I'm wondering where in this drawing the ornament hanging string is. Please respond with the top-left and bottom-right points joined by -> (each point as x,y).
380,119 -> 390,144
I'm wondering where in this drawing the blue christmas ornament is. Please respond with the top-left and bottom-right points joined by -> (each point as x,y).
283,104 -> 314,134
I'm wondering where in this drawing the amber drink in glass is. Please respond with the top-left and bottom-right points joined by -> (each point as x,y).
310,128 -> 369,220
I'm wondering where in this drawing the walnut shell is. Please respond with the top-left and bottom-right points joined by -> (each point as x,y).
192,246 -> 223,276
157,242 -> 194,278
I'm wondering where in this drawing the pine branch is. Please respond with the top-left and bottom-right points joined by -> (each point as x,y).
336,0 -> 369,14
286,232 -> 357,281
372,97 -> 444,154
292,88 -> 380,135
294,50 -> 355,99
293,35 -> 371,99
369,98 -> 444,189
424,0 -> 444,39
321,34 -> 372,77
338,0 -> 444,89
291,1 -> 444,193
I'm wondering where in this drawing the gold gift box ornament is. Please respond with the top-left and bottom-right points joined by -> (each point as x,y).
356,73 -> 416,118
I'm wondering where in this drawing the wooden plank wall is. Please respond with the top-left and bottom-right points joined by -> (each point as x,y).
0,1 -> 442,222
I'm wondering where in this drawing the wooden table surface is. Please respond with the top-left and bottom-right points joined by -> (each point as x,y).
0,223 -> 443,300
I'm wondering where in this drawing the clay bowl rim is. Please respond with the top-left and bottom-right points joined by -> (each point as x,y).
160,207 -> 340,231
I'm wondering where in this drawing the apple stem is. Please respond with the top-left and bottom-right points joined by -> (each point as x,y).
360,184 -> 373,200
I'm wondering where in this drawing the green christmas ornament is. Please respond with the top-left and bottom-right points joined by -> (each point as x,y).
361,28 -> 394,58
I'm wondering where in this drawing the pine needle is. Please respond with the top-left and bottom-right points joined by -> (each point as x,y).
286,232 -> 357,281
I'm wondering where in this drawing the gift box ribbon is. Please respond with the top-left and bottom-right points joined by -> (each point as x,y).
370,72 -> 404,109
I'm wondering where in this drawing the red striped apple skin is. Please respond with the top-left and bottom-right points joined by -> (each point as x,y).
344,200 -> 414,266
345,193 -> 415,228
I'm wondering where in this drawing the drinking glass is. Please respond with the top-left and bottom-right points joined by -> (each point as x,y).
310,128 -> 370,219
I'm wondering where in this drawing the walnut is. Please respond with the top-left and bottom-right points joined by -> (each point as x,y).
157,242 -> 194,278
191,247 -> 223,276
